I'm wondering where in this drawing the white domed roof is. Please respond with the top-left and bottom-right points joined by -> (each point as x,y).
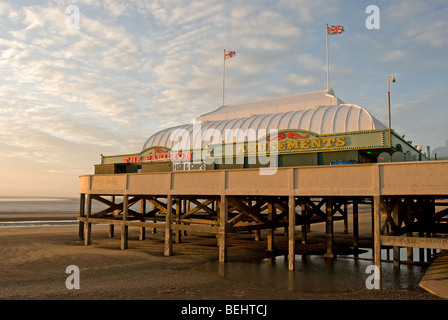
142,90 -> 387,150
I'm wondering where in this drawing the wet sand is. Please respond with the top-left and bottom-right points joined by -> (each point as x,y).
0,210 -> 444,302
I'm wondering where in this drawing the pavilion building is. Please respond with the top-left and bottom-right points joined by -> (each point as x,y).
95,89 -> 426,174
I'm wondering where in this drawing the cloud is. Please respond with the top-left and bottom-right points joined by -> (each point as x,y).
297,53 -> 326,72
0,2 -> 161,182
265,85 -> 292,96
386,0 -> 448,48
287,74 -> 315,87
0,4 -> 151,128
136,1 -> 309,124
277,0 -> 341,23
379,50 -> 405,62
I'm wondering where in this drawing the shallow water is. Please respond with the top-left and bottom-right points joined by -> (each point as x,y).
204,248 -> 431,293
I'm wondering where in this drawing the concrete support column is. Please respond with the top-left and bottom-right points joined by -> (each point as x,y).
84,194 -> 92,246
288,195 -> 296,271
121,195 -> 128,250
219,195 -> 228,263
164,195 -> 173,256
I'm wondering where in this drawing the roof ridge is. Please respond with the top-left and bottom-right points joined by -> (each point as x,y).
197,89 -> 344,122
223,89 -> 332,108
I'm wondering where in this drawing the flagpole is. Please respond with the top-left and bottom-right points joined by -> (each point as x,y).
326,24 -> 329,92
222,49 -> 226,107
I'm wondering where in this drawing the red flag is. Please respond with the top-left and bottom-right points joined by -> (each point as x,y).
327,25 -> 344,35
224,51 -> 236,60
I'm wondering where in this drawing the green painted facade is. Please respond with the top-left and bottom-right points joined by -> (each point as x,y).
95,128 -> 426,174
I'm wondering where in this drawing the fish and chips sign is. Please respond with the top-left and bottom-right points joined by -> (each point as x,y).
173,162 -> 206,172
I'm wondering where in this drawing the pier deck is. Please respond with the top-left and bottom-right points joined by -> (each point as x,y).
78,160 -> 448,285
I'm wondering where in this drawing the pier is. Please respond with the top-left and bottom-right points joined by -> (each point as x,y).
78,160 -> 448,285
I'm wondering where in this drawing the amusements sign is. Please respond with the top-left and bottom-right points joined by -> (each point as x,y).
210,129 -> 386,158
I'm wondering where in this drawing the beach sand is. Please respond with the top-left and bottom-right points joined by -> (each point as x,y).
0,210 -> 443,301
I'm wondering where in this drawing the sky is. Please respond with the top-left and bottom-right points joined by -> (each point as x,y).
0,0 -> 447,197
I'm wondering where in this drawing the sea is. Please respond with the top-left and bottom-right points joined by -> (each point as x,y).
0,195 -> 106,227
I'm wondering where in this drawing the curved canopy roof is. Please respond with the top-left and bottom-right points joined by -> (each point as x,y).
142,90 -> 387,150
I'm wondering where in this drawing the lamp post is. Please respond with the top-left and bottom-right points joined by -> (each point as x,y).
387,74 -> 396,148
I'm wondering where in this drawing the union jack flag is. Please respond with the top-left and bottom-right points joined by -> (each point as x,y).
327,25 -> 344,35
224,50 -> 236,60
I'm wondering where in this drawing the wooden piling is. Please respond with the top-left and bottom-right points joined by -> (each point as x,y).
373,196 -> 382,283
84,194 -> 92,246
324,197 -> 334,259
121,195 -> 128,250
343,202 -> 348,234
164,195 -> 173,256
78,194 -> 85,241
300,201 -> 307,244
392,197 -> 400,267
352,198 -> 359,255
267,201 -> 274,252
109,196 -> 115,238
219,195 -> 228,263
288,195 -> 296,271
140,198 -> 146,241
175,198 -> 182,243
393,246 -> 400,267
